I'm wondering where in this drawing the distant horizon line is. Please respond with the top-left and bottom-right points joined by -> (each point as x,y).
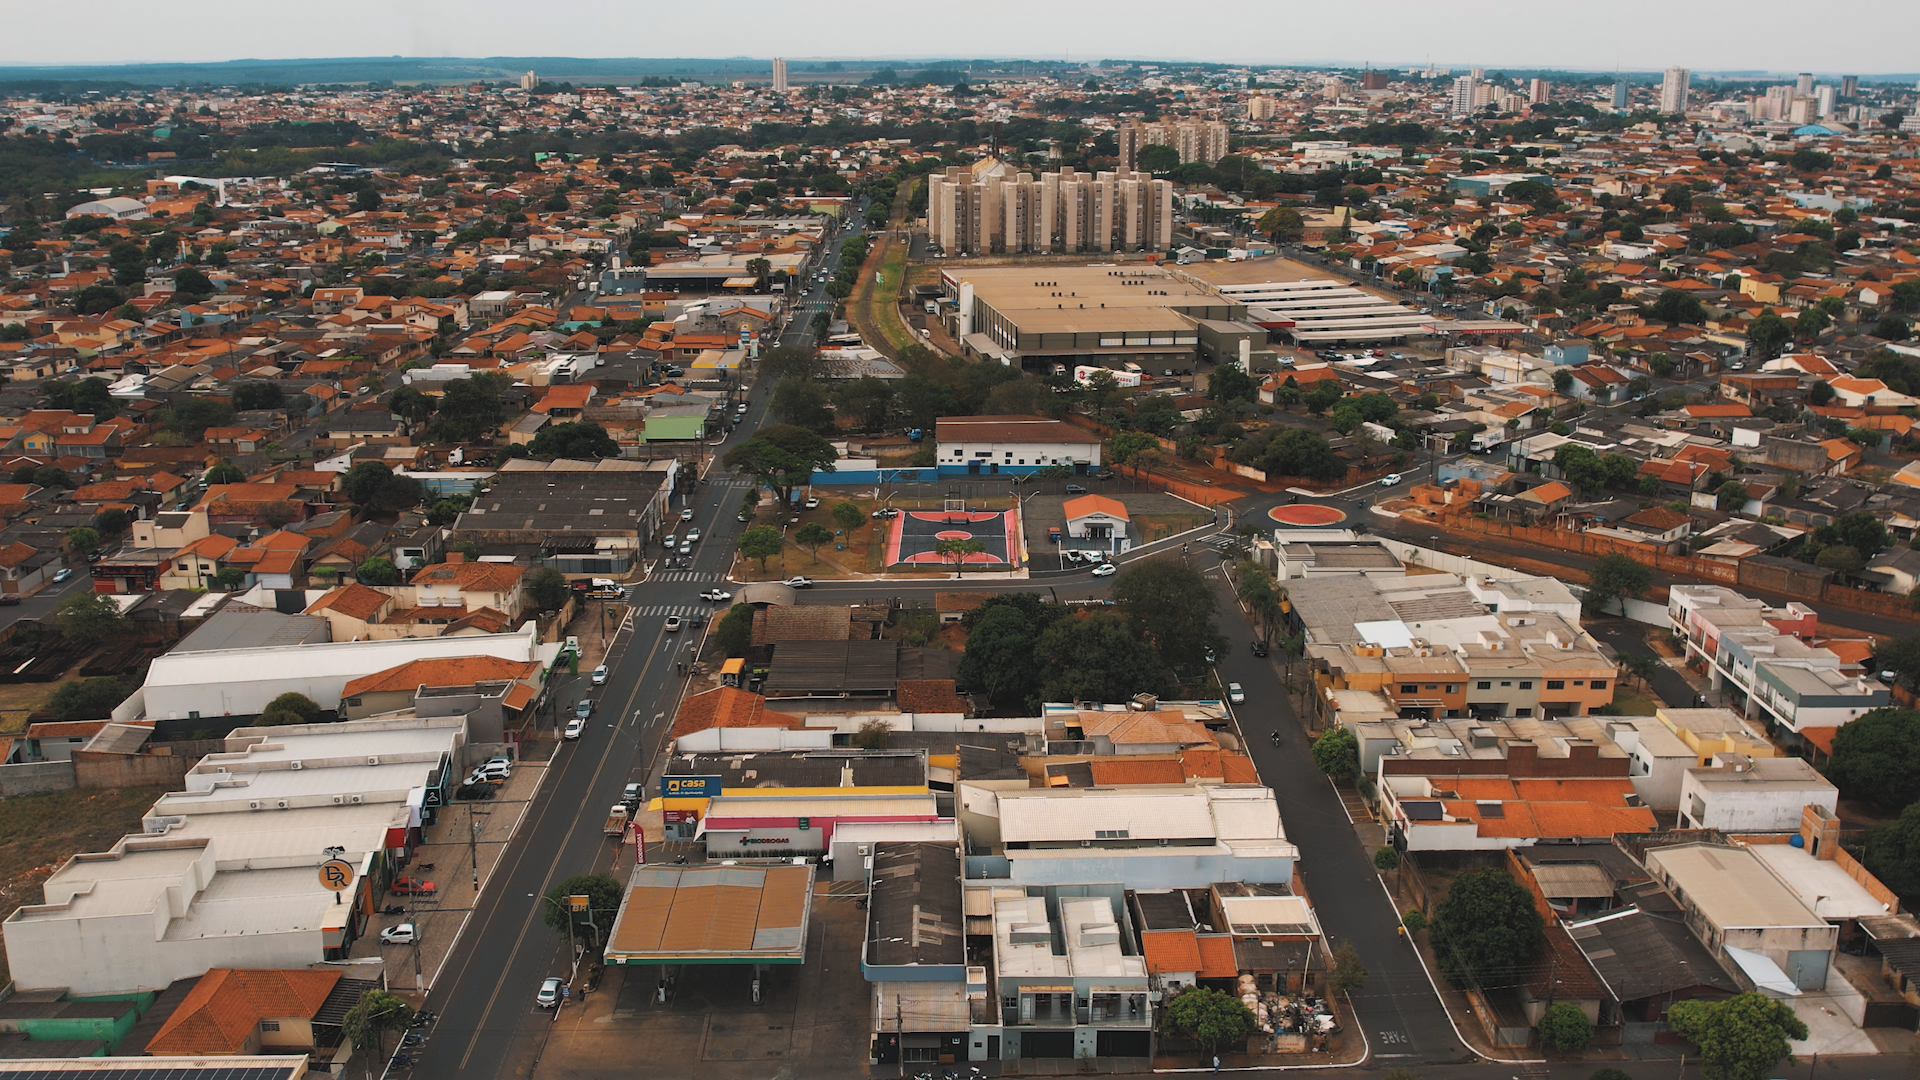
0,54 -> 1914,80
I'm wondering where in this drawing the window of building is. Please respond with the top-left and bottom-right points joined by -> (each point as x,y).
1400,684 -> 1417,694
1477,681 -> 1491,690
1500,681 -> 1512,688
1591,680 -> 1607,690
1445,685 -> 1458,694
1547,680 -> 1565,690
1519,681 -> 1533,690
1423,684 -> 1438,690
1573,680 -> 1585,686
260,1021 -> 281,1032
1515,708 -> 1534,717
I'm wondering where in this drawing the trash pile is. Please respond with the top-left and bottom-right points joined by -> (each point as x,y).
1239,974 -> 1339,1049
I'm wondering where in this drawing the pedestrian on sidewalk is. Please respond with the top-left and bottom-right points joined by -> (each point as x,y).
1212,1055 -> 1220,1073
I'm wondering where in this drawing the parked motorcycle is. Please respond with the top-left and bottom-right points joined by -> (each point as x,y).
381,904 -> 406,915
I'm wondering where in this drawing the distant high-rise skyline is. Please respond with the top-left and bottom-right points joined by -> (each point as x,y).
1611,79 -> 1628,109
771,57 -> 787,93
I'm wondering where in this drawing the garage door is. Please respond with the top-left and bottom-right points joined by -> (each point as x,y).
1019,1030 -> 1074,1058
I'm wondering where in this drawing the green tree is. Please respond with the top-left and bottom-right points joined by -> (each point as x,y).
1583,553 -> 1653,614
832,376 -> 896,431
831,501 -> 866,535
1665,993 -> 1808,1080
739,524 -> 785,570
355,557 -> 400,585
1208,363 -> 1257,404
1402,910 -> 1427,933
713,603 -> 755,657
1874,316 -> 1912,342
1652,289 -> 1706,324
1112,558 -> 1227,678
957,603 -> 1045,712
47,676 -> 133,721
430,372 -> 512,442
1312,727 -> 1359,780
66,526 -> 99,554
1877,632 -> 1920,690
389,386 -> 436,426
342,989 -> 414,1075
1162,986 -> 1255,1055
1373,846 -> 1400,872
264,692 -> 322,724
794,521 -> 834,563
342,461 -> 397,506
1827,708 -> 1920,807
527,421 -> 619,459
1860,801 -> 1920,906
1538,1002 -> 1592,1052
1110,431 -> 1159,467
1551,369 -> 1574,395
723,425 -> 839,507
525,566 -> 571,611
1716,480 -> 1750,511
203,462 -> 247,486
1431,868 -> 1544,988
771,378 -> 834,429
934,537 -> 986,576
53,591 -> 122,648
852,718 -> 893,749
540,872 -> 625,951
215,566 -> 247,591
1256,205 -> 1305,243
1137,144 -> 1182,174
1328,939 -> 1368,996
1034,612 -> 1168,703
231,381 -> 286,412
1746,309 -> 1792,361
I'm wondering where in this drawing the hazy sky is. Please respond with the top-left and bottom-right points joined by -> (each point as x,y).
4,0 -> 1913,74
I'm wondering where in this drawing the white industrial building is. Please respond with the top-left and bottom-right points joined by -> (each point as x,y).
959,784 -> 1298,888
127,621 -> 557,719
2,718 -> 468,994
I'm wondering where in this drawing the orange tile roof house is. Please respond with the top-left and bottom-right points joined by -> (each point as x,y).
409,553 -> 525,617
340,655 -> 544,725
144,967 -> 374,1061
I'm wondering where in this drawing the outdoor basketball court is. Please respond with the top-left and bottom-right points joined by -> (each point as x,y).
883,501 -> 1023,568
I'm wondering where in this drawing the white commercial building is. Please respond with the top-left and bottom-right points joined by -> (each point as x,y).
933,415 -> 1102,473
1678,755 -> 1838,833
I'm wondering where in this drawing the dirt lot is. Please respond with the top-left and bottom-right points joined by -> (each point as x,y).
0,784 -> 176,981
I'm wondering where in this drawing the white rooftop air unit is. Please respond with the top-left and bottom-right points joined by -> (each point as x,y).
332,795 -> 345,804
247,800 -> 262,810
349,794 -> 362,804
290,761 -> 302,770
275,800 -> 290,809
367,756 -> 380,766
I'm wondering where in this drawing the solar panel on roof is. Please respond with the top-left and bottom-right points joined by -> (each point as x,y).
1402,800 -> 1443,821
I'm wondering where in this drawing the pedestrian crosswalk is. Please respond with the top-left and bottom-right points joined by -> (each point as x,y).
646,571 -> 721,582
705,477 -> 753,489
632,604 -> 710,619
1205,534 -> 1246,555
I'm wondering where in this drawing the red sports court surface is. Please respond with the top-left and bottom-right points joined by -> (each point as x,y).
1268,504 -> 1346,527
885,508 -> 1022,567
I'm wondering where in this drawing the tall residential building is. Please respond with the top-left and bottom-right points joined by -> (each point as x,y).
771,58 -> 788,94
1246,95 -> 1276,120
1757,83 -> 1794,120
519,70 -> 538,91
1840,75 -> 1859,98
1360,70 -> 1389,91
1814,84 -> 1836,119
1450,74 -> 1478,116
928,162 -> 1172,256
1659,67 -> 1690,114
1114,119 -> 1229,169
1796,72 -> 1815,97
1528,78 -> 1552,104
1611,79 -> 1629,109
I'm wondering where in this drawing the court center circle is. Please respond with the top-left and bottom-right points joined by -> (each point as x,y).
934,530 -> 975,541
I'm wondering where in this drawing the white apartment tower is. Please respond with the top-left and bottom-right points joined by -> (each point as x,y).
1115,120 -> 1230,169
519,70 -> 538,92
928,163 -> 1171,256
1450,74 -> 1477,116
772,58 -> 788,94
1660,67 -> 1690,114
1246,95 -> 1276,121
1529,78 -> 1552,104
1796,72 -> 1815,97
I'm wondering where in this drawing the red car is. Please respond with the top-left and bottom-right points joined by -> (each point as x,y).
391,876 -> 437,896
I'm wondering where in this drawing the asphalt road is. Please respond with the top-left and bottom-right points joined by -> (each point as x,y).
412,394 -> 776,1080
0,566 -> 104,634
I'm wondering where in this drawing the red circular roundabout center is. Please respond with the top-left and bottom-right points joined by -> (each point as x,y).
934,530 -> 975,541
1268,504 -> 1346,527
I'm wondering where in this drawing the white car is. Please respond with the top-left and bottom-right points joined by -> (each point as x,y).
537,977 -> 563,1009
686,528 -> 702,543
680,508 -> 695,521
782,576 -> 814,588
1228,683 -> 1246,704
1090,563 -> 1118,577
698,589 -> 733,602
665,615 -> 683,632
1379,473 -> 1403,486
591,664 -> 608,685
804,497 -> 820,510
678,541 -> 692,555
380,923 -> 417,945
564,715 -> 586,740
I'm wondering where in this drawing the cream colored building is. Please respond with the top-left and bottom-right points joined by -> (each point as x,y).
929,161 -> 1172,256
1116,119 -> 1229,168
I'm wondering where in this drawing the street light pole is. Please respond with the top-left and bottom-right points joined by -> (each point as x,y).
468,807 -> 489,893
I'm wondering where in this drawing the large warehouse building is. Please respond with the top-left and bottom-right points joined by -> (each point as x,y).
941,265 -> 1270,372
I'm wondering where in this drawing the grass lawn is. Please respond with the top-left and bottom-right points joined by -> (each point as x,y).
0,671 -> 83,733
857,240 -> 916,355
0,784 -> 177,982
1607,686 -> 1661,715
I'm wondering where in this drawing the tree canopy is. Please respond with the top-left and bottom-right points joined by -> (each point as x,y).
54,591 -> 123,649
1034,611 -> 1168,703
429,372 -> 512,442
540,872 -> 625,951
525,566 -> 571,611
1827,708 -> 1920,808
1162,987 -> 1255,1055
1430,868 -> 1544,989
1112,558 -> 1227,679
722,425 -> 838,506
1665,993 -> 1807,1080
1860,800 -> 1920,906
1312,728 -> 1359,780
527,420 -> 619,460
1583,553 -> 1653,614
956,601 -> 1062,713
